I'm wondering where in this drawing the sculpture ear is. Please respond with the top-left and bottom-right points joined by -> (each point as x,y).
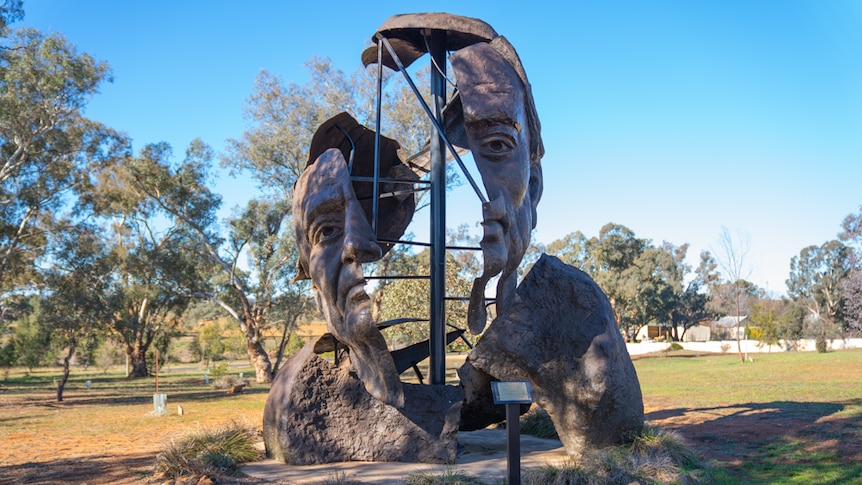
529,163 -> 543,229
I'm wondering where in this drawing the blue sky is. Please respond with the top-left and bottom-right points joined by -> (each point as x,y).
21,1 -> 862,296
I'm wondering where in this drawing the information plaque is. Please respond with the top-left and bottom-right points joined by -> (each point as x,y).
491,380 -> 534,405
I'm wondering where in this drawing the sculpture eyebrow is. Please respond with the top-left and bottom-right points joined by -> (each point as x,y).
465,116 -> 521,133
304,193 -> 346,229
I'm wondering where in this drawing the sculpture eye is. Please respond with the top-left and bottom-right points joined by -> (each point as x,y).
478,134 -> 515,160
311,223 -> 342,245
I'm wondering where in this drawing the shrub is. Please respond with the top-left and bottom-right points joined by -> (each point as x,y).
816,335 -> 828,353
667,342 -> 684,351
153,420 -> 261,480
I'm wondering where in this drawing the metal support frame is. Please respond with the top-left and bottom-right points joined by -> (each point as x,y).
369,30 -> 492,386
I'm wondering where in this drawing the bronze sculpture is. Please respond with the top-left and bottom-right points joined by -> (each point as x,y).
264,12 -> 644,465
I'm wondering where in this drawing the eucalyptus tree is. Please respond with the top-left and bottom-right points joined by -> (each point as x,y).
39,222 -> 112,400
545,224 -> 695,341
839,206 -> 862,335
223,57 -> 429,197
0,26 -> 124,317
787,240 -> 852,350
82,143 -> 213,377
121,140 -> 312,382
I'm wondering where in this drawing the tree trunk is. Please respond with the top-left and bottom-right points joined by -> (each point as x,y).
247,339 -> 273,383
128,347 -> 149,378
57,339 -> 76,402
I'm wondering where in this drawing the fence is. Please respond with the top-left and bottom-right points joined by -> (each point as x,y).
626,338 -> 862,356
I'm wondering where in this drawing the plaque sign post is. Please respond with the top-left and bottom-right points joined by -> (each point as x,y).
491,381 -> 534,485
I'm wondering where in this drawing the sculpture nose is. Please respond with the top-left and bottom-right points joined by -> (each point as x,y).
342,206 -> 382,264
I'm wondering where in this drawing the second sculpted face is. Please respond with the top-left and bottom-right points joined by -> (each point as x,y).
451,40 -> 543,332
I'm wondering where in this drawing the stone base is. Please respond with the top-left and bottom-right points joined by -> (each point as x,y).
466,254 -> 644,457
263,342 -> 463,465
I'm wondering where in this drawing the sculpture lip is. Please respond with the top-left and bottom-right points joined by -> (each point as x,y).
336,272 -> 370,316
347,283 -> 370,303
480,218 -> 505,244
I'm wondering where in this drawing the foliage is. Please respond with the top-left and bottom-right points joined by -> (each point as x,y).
839,206 -> 862,336
0,26 -> 126,302
222,58 -> 429,196
198,320 -> 227,361
778,301 -> 806,349
9,300 -> 49,371
844,268 -> 862,336
39,222 -> 115,399
546,223 -> 698,341
749,299 -> 784,348
153,420 -> 261,480
787,240 -> 851,344
93,338 -> 124,373
377,247 -> 473,347
123,138 -> 312,382
0,0 -> 23,30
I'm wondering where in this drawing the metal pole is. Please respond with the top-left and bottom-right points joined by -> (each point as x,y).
429,29 -> 447,386
155,348 -> 159,394
372,40 -> 383,236
506,403 -> 522,485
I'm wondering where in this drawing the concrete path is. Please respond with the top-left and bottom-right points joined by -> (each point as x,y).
241,429 -> 569,484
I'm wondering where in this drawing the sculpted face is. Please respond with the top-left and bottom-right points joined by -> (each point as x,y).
293,148 -> 404,407
451,39 -> 543,333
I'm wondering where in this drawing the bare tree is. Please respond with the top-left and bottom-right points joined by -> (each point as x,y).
714,226 -> 753,363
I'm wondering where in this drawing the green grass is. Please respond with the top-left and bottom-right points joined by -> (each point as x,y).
635,350 -> 862,406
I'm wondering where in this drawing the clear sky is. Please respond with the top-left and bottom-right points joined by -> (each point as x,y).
21,1 -> 862,296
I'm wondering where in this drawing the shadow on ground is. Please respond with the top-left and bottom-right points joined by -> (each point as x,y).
648,399 -> 862,484
0,453 -> 154,485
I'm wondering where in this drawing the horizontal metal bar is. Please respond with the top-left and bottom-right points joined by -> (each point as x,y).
446,245 -> 481,251
350,175 -> 432,185
364,275 -> 430,280
377,238 -> 432,247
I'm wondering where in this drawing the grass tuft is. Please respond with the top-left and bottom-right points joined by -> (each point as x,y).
322,470 -> 363,484
404,466 -> 486,484
523,424 -> 704,485
153,419 -> 261,480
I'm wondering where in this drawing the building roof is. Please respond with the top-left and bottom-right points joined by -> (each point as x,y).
715,315 -> 749,328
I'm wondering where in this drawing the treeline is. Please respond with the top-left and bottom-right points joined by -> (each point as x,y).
535,219 -> 862,356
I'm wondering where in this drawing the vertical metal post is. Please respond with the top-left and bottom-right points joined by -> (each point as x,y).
372,41 -> 383,236
506,404 -> 522,484
429,29 -> 447,385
